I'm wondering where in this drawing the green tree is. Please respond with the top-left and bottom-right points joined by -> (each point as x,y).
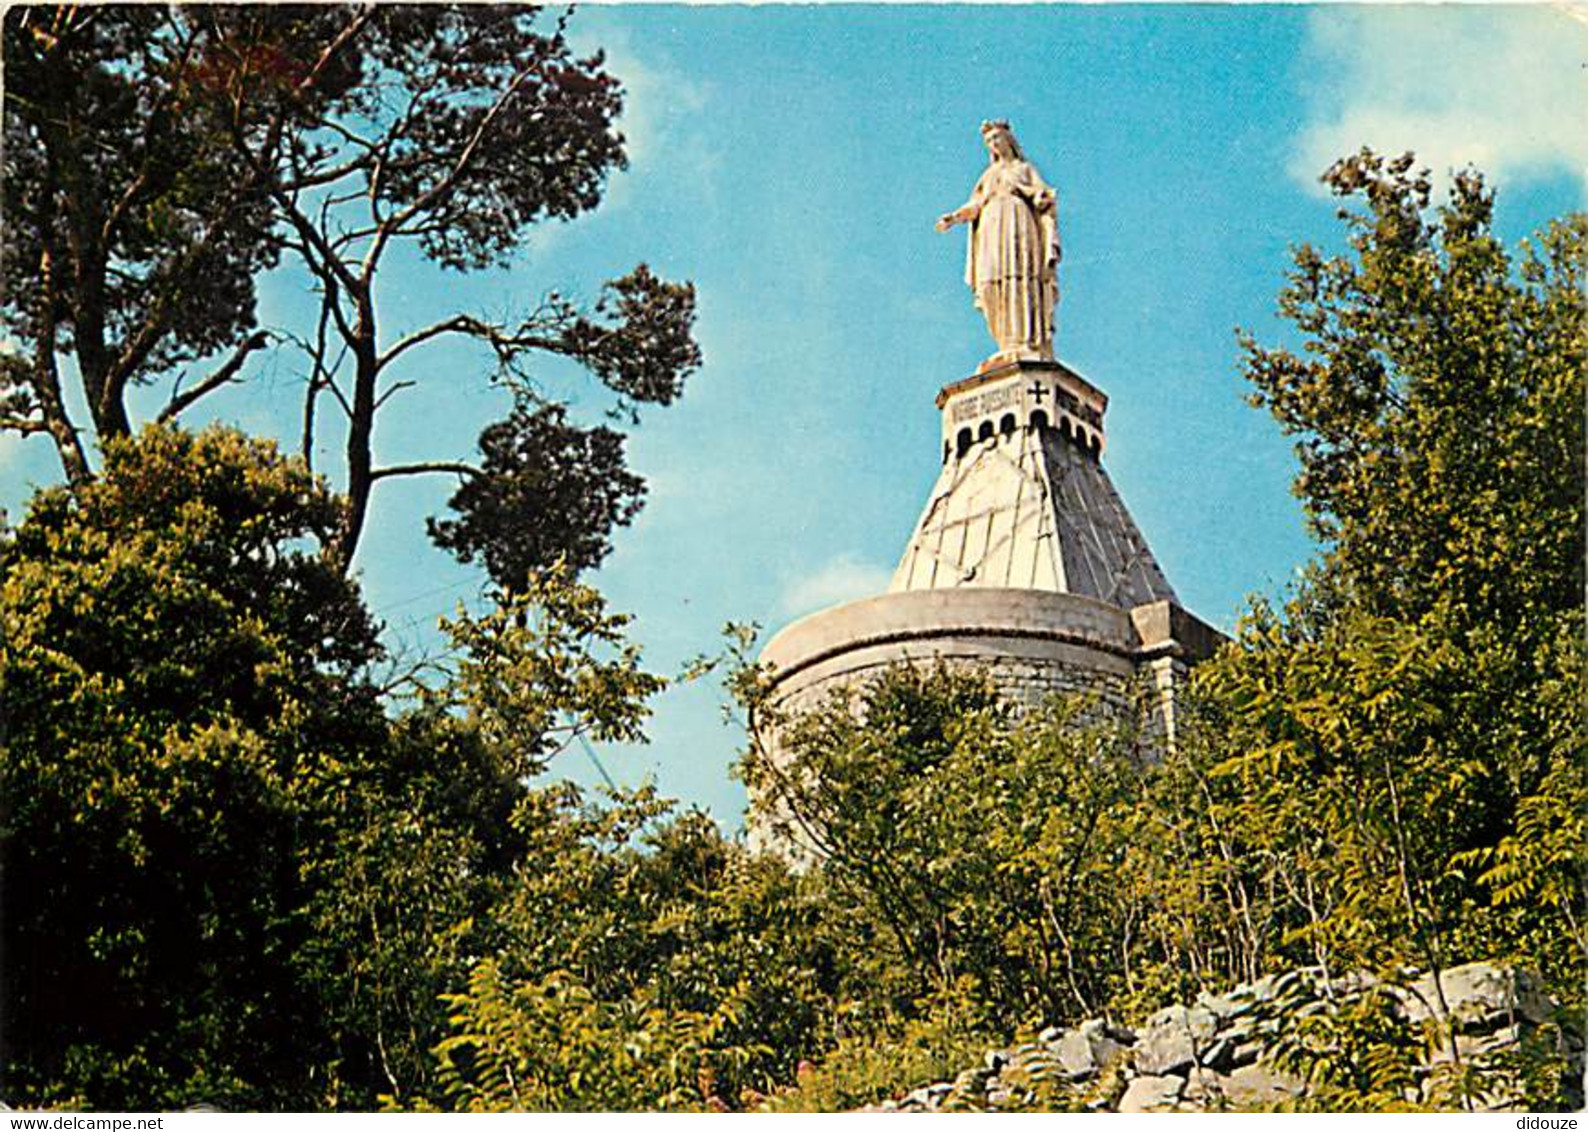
2,3 -> 700,573
295,572 -> 674,1107
741,664 -> 1148,1031
420,783 -> 843,1111
1239,152 -> 1584,643
1198,151 -> 1585,1000
0,425 -> 686,1109
1,6 -> 286,482
429,957 -> 733,1112
427,397 -> 646,593
0,425 -> 386,1107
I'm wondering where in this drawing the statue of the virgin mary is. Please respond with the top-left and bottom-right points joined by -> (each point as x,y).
936,120 -> 1061,362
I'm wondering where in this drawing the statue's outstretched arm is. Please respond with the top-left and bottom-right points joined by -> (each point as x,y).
936,201 -> 980,231
937,169 -> 994,231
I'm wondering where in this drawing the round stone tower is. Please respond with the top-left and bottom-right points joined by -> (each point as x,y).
747,357 -> 1222,857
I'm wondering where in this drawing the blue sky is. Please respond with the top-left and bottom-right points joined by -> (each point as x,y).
5,4 -> 1585,828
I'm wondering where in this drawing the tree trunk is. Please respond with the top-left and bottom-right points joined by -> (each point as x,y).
334,286 -> 379,571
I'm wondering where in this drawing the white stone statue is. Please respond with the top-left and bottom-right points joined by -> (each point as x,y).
936,120 -> 1061,362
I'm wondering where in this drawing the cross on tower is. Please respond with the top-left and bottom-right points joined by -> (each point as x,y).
1026,382 -> 1049,404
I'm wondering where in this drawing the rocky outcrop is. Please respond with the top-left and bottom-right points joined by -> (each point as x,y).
866,962 -> 1582,1113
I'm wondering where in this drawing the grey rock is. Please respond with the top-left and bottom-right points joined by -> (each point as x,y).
1133,1003 -> 1216,1076
1119,1074 -> 1184,1113
860,963 -> 1569,1115
902,1087 -> 935,1109
1080,1015 -> 1135,1043
1194,991 -> 1241,1020
1223,1063 -> 1305,1107
1180,1067 -> 1226,1108
1427,1025 -> 1522,1065
1330,971 -> 1378,996
1106,1020 -> 1137,1045
1090,1035 -> 1127,1071
1133,1022 -> 1197,1076
902,1081 -> 953,1110
1215,981 -> 1265,1013
1145,1004 -> 1176,1029
1269,967 -> 1324,1002
1007,1040 -> 1046,1067
1219,1015 -> 1258,1044
1229,1038 -> 1264,1069
1245,973 -> 1282,1003
1401,963 -> 1536,1026
1145,1002 -> 1212,1033
1055,1029 -> 1096,1079
951,1067 -> 992,1104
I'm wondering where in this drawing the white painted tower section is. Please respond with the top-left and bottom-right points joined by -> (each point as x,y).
749,357 -> 1224,860
891,359 -> 1176,608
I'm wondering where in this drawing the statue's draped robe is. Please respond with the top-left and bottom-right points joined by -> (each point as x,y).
963,159 -> 1059,357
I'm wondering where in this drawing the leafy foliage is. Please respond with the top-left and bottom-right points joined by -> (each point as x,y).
428,785 -> 841,1111
2,6 -> 287,475
0,425 -> 384,1108
4,121 -> 1580,1114
742,664 -> 1152,1030
1240,153 -> 1584,642
430,960 -> 731,1112
427,398 -> 646,592
2,4 -> 700,570
1210,152 -> 1585,994
0,426 -> 687,1110
754,984 -> 994,1113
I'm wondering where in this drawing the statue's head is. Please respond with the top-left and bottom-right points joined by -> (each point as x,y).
980,119 -> 1024,161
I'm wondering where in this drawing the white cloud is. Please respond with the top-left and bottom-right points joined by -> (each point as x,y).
565,21 -> 716,210
512,21 -> 717,265
1291,6 -> 1588,194
778,553 -> 893,618
600,34 -> 711,174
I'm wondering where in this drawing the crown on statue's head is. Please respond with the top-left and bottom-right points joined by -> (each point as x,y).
980,119 -> 1012,139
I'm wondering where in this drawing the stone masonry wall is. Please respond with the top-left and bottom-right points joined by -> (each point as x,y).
772,650 -> 1136,728
747,588 -> 1221,858
748,639 -> 1143,861
865,962 -> 1582,1113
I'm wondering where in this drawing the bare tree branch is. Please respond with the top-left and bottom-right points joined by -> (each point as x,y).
30,244 -> 91,483
301,281 -> 337,466
157,330 -> 272,422
98,23 -> 199,248
293,3 -> 378,99
371,64 -> 537,271
373,380 -> 414,410
377,314 -> 478,369
377,312 -> 564,371
369,461 -> 479,483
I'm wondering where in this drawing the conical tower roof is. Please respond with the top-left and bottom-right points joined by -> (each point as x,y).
891,359 -> 1175,610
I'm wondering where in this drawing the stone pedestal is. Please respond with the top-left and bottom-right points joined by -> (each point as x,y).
746,359 -> 1222,859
